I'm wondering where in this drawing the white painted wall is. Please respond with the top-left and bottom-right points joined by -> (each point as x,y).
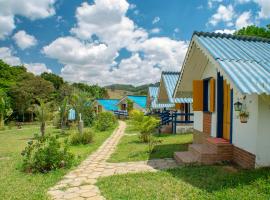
256,95 -> 270,167
194,111 -> 203,131
232,93 -> 258,155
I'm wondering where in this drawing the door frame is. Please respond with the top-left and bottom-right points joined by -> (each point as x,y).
216,72 -> 233,142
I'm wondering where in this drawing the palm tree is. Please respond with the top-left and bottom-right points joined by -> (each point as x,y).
35,100 -> 51,137
59,97 -> 69,132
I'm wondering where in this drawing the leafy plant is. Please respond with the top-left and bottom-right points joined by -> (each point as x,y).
0,90 -> 12,129
128,109 -> 144,131
127,99 -> 134,113
95,112 -> 116,131
71,92 -> 94,126
129,109 -> 144,123
35,100 -> 51,137
21,134 -> 74,173
139,116 -> 160,143
239,110 -> 249,118
59,97 -> 69,132
70,130 -> 94,145
148,135 -> 162,153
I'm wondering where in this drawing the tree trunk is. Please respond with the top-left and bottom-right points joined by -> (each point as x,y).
31,112 -> 33,122
22,112 -> 25,122
41,122 -> 45,137
0,113 -> 4,128
61,119 -> 65,133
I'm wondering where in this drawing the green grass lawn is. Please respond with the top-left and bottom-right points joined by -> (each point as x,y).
108,133 -> 193,162
97,165 -> 270,200
0,123 -> 116,200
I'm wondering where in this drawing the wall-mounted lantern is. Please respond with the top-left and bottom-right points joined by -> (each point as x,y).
234,96 -> 249,123
234,101 -> 243,112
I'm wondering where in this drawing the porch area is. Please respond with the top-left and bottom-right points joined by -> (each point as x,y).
159,110 -> 194,134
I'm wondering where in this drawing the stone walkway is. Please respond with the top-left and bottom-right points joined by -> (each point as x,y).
48,121 -> 178,200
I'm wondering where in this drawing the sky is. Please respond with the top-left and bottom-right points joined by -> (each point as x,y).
0,0 -> 269,86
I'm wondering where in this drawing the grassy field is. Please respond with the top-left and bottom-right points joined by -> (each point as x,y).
0,123 -> 117,200
108,133 -> 193,162
97,165 -> 270,200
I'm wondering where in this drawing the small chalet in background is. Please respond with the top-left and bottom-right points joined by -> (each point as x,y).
146,86 -> 174,112
117,95 -> 147,113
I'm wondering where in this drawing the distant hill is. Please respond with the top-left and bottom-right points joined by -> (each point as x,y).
105,83 -> 159,98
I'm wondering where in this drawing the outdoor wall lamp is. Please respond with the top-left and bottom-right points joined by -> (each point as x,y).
234,96 -> 246,112
234,101 -> 243,112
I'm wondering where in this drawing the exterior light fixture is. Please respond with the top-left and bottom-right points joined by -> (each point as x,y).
234,101 -> 243,112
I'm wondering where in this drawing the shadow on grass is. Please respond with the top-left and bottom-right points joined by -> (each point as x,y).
148,143 -> 189,160
166,165 -> 270,193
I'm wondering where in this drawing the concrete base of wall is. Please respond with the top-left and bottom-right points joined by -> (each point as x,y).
176,125 -> 193,134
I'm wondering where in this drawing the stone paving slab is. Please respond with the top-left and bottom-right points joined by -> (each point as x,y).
48,121 -> 179,200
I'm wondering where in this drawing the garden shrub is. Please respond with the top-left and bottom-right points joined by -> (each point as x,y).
21,135 -> 74,173
95,112 -> 116,131
139,116 -> 160,143
128,109 -> 144,131
129,109 -> 144,123
70,130 -> 94,145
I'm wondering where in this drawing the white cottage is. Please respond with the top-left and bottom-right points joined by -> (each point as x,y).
173,32 -> 270,169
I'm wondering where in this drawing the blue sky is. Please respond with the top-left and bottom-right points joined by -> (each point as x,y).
0,0 -> 269,85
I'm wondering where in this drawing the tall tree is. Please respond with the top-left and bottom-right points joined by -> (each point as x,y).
0,60 -> 27,92
59,97 -> 69,132
235,25 -> 270,39
35,100 -> 51,137
10,73 -> 54,121
0,90 -> 12,128
40,72 -> 64,90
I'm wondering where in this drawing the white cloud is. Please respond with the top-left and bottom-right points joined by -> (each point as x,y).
44,0 -> 188,86
235,0 -> 270,19
56,36 -> 188,86
235,11 -> 253,29
152,16 -> 160,24
0,47 -> 21,66
208,0 -> 223,9
0,16 -> 15,40
0,0 -> 56,39
129,4 -> 136,10
174,28 -> 180,33
150,28 -> 161,34
235,0 -> 251,3
0,47 -> 51,75
255,0 -> 270,19
24,63 -> 52,75
215,29 -> 236,34
13,30 -> 37,49
209,4 -> 235,26
70,1 -> 147,49
43,36 -> 118,66
128,37 -> 188,71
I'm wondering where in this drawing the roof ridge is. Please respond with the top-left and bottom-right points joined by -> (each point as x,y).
161,71 -> 180,75
97,98 -> 120,100
193,31 -> 270,43
127,95 -> 147,97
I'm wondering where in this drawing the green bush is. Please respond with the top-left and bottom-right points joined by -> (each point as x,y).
70,131 -> 94,145
129,109 -> 144,123
21,135 -> 74,173
139,116 -> 160,143
128,109 -> 145,131
95,112 -> 116,131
